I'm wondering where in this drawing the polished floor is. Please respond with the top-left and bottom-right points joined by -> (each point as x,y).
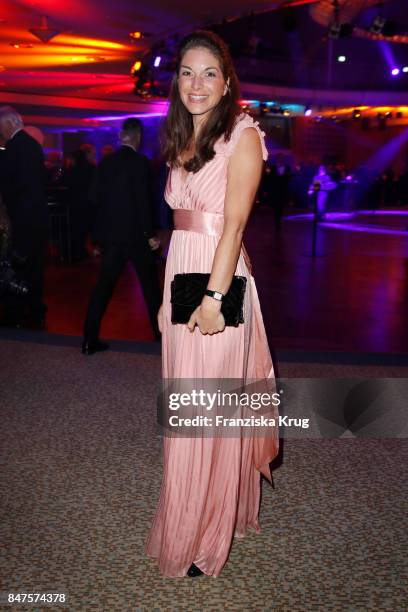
43,206 -> 408,354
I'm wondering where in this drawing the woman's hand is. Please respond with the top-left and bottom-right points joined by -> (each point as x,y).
187,296 -> 225,335
157,303 -> 163,333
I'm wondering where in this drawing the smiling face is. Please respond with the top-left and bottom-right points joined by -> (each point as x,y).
178,46 -> 228,124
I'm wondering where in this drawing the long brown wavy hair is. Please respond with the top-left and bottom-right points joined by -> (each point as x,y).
163,30 -> 241,173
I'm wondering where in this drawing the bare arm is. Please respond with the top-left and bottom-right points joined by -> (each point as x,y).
187,127 -> 264,334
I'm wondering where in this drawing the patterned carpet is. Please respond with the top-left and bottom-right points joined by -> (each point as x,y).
1,337 -> 407,611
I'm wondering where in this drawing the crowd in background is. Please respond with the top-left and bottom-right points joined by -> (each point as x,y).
0,108 -> 163,334
44,146 -> 408,244
5,134 -> 408,266
257,156 -> 408,211
41,144 -> 408,252
2,103 -> 408,332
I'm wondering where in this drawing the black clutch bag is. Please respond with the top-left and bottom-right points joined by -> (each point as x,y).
171,273 -> 247,327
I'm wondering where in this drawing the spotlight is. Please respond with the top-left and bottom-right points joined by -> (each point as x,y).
11,42 -> 33,49
385,111 -> 392,119
337,55 -> 346,63
370,17 -> 396,37
370,16 -> 386,35
283,109 -> 291,117
329,23 -> 342,39
133,63 -> 154,97
304,106 -> 312,116
353,109 -> 361,120
391,67 -> 400,77
153,56 -> 161,68
403,66 -> 408,73
131,60 -> 142,74
130,31 -> 142,39
329,22 -> 354,39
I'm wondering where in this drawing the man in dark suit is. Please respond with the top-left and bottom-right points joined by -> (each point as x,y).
0,106 -> 48,327
82,117 -> 161,354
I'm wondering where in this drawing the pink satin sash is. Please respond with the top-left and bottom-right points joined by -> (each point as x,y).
173,209 -> 252,274
173,209 -> 224,237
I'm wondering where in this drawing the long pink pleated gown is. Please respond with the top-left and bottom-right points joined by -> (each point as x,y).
145,113 -> 279,577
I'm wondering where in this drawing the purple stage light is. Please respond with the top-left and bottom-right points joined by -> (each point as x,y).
287,210 -> 408,221
354,126 -> 408,192
285,210 -> 408,236
88,111 -> 167,121
321,222 -> 407,237
154,56 -> 161,68
358,209 -> 408,216
379,41 -> 395,72
391,67 -> 400,76
287,212 -> 354,221
304,107 -> 312,116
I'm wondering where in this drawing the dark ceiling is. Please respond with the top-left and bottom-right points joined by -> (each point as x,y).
1,0 -> 408,114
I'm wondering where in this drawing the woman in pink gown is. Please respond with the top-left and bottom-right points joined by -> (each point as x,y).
146,30 -> 279,578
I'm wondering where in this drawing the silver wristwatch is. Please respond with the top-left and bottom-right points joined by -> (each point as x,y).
204,289 -> 224,301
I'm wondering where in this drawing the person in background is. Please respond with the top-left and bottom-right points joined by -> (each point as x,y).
66,148 -> 95,262
380,167 -> 397,206
308,164 -> 337,219
258,163 -> 272,207
45,151 -> 65,187
80,143 -> 97,166
0,105 -> 48,328
101,144 -> 115,158
269,153 -> 291,231
0,192 -> 10,261
82,117 -> 161,354
290,162 -> 307,209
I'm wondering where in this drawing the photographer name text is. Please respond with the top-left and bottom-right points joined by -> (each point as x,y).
168,415 -> 310,429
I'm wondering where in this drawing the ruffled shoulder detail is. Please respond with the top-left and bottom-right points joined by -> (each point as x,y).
214,113 -> 268,161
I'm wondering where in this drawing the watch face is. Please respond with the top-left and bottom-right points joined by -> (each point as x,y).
206,289 -> 223,301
